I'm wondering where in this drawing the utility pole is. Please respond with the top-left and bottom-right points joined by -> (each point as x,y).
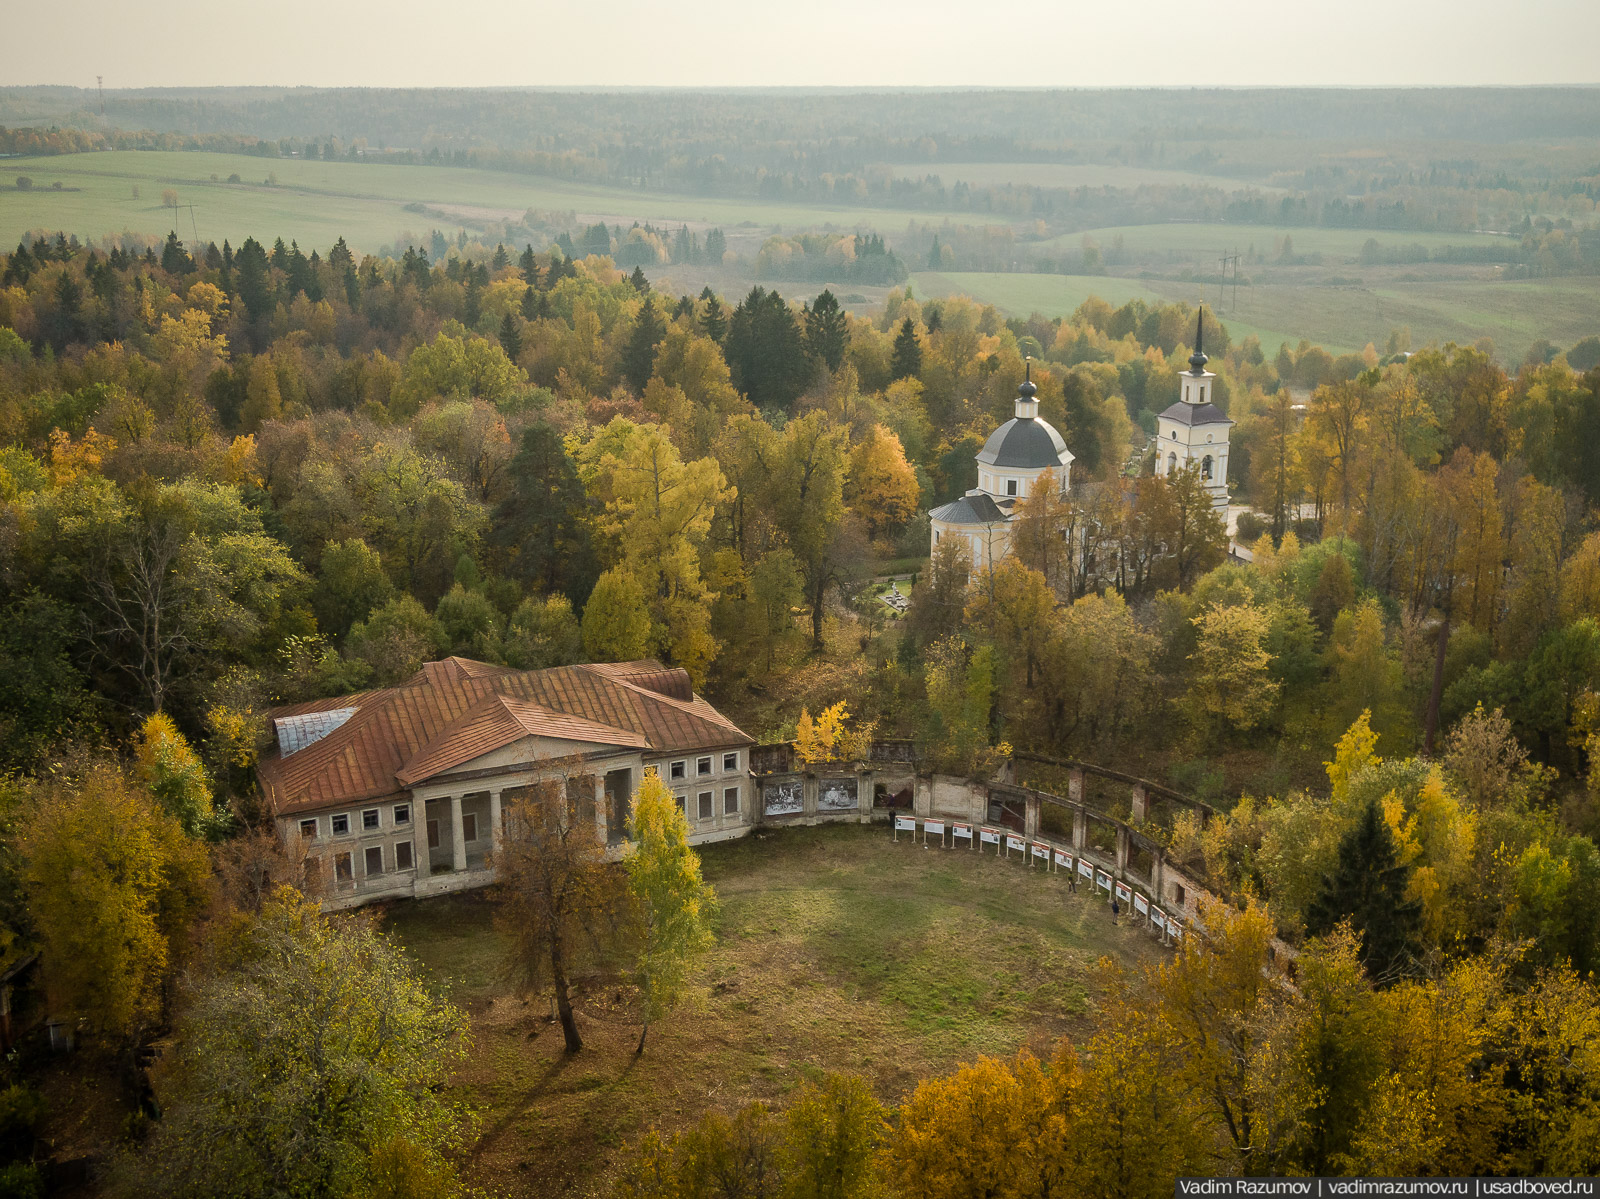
96,75 -> 105,116
176,203 -> 199,245
1217,250 -> 1241,311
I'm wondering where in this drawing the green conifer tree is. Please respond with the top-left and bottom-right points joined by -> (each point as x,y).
498,312 -> 522,362
890,316 -> 923,381
1304,799 -> 1423,983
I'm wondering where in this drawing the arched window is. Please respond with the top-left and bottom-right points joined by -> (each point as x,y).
1201,455 -> 1213,480
1167,452 -> 1177,474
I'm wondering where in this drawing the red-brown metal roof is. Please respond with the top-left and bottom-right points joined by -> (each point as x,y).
258,658 -> 750,815
395,693 -> 651,786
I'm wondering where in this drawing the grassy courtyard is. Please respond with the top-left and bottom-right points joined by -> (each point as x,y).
381,822 -> 1164,1197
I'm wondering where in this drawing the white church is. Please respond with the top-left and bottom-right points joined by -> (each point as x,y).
929,310 -> 1231,570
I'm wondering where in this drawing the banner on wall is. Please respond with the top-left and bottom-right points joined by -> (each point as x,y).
895,814 -> 916,832
980,826 -> 1001,845
924,819 -> 945,842
1077,858 -> 1094,881
1114,881 -> 1131,903
952,822 -> 973,841
1096,871 -> 1113,892
1054,849 -> 1072,869
1133,893 -> 1149,915
1005,834 -> 1026,854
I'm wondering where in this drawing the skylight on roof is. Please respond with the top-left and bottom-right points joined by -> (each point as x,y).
275,708 -> 357,756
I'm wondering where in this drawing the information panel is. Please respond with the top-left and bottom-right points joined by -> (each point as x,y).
895,814 -> 916,832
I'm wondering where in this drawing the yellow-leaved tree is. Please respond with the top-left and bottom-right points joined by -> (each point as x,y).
136,711 -> 217,838
794,701 -> 877,765
1182,602 -> 1280,737
626,769 -> 716,1055
20,763 -> 209,1042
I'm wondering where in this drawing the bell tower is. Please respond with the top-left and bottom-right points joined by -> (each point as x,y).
1153,306 -> 1232,514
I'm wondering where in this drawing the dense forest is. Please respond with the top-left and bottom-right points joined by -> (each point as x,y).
1,218 -> 1600,1190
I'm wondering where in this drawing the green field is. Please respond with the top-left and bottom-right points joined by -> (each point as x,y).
383,822 -> 1159,1196
1043,221 -> 1518,259
0,150 -> 946,255
879,161 -> 1275,192
912,270 -> 1600,364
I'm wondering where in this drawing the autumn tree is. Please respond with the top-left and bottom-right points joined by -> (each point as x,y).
119,888 -> 472,1199
924,638 -> 1010,777
763,412 -> 853,649
495,777 -> 625,1052
581,420 -> 729,681
135,711 -> 217,838
1182,602 -> 1280,737
964,558 -> 1056,690
845,424 -> 919,540
626,770 -> 716,1054
19,763 -> 209,1042
582,567 -> 652,663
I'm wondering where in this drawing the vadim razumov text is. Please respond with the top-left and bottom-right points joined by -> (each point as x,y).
1176,1180 -> 1598,1197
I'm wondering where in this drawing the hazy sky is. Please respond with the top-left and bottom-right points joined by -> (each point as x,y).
8,0 -> 1600,88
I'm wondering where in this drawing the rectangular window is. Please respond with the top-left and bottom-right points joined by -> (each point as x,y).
395,841 -> 414,870
364,846 -> 383,876
393,804 -> 410,825
304,857 -> 322,888
1006,479 -> 1018,496
697,756 -> 712,777
330,813 -> 350,836
669,761 -> 686,781
724,786 -> 740,815
334,852 -> 353,883
298,818 -> 318,839
427,819 -> 440,850
697,791 -> 713,820
722,752 -> 739,772
674,794 -> 686,816
362,808 -> 380,831
463,813 -> 478,843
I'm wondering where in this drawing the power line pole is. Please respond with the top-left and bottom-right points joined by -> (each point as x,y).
1217,250 -> 1241,311
96,75 -> 105,116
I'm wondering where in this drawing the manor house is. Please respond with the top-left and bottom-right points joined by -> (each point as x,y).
259,657 -> 754,909
929,312 -> 1231,570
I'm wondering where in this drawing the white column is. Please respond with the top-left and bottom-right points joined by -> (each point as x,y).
489,790 -> 503,857
450,794 -> 467,872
